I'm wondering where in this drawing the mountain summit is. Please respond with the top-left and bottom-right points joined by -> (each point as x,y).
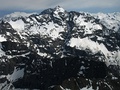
0,7 -> 120,90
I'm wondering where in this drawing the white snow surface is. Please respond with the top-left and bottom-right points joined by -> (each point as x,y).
53,6 -> 66,19
81,86 -> 96,90
0,35 -> 6,42
5,12 -> 35,19
0,8 -> 120,90
54,6 -> 65,14
68,37 -> 120,66
0,35 -> 6,58
0,11 -> 120,66
9,19 -> 25,31
7,67 -> 24,82
68,37 -> 107,54
92,12 -> 120,32
0,43 -> 5,57
73,14 -> 102,34
28,21 -> 65,40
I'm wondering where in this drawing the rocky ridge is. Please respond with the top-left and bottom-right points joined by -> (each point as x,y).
0,6 -> 120,90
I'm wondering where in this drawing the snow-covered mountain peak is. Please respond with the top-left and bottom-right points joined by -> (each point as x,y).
53,6 -> 68,20
54,6 -> 65,13
0,7 -> 120,90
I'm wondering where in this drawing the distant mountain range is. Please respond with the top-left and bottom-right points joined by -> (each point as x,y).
0,6 -> 120,90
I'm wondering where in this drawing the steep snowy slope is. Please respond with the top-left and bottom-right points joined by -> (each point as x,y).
92,12 -> 120,32
0,6 -> 120,90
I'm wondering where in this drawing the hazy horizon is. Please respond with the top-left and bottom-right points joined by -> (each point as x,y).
0,0 -> 120,17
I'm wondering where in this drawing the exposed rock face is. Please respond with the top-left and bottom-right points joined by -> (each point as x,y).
12,57 -> 107,89
0,6 -> 120,90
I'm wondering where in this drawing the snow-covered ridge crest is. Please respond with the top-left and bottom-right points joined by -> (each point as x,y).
92,12 -> 120,32
0,7 -> 120,65
2,12 -> 37,22
5,12 -> 36,18
0,7 -> 120,90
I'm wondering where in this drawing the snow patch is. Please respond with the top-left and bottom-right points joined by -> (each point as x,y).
7,67 -> 24,82
81,86 -> 93,90
0,43 -> 5,57
74,15 -> 102,35
68,37 -> 102,54
29,21 -> 65,40
0,35 -> 6,42
5,12 -> 36,19
9,19 -> 25,31
68,37 -> 120,66
92,12 -> 120,32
